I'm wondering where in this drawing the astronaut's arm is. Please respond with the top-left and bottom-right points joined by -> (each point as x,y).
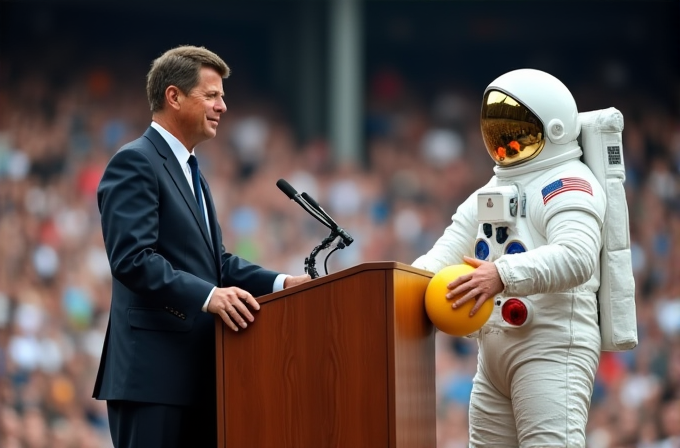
412,197 -> 478,274
494,210 -> 601,296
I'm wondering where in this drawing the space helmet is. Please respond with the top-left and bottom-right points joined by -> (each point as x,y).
481,69 -> 581,168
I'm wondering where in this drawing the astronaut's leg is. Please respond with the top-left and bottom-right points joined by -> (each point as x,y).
510,354 -> 597,448
468,366 -> 518,448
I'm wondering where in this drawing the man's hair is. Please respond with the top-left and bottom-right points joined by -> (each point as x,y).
146,45 -> 230,113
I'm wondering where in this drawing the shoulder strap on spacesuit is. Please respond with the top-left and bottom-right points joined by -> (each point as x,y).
579,107 -> 638,351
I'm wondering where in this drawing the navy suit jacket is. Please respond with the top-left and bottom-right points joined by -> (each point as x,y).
93,126 -> 278,406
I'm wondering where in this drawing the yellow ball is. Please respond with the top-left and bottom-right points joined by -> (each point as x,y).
424,264 -> 493,337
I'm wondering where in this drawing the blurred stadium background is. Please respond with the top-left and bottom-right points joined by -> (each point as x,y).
0,0 -> 679,447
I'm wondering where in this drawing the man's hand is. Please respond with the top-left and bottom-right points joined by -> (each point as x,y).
207,287 -> 260,332
446,256 -> 505,316
283,274 -> 312,289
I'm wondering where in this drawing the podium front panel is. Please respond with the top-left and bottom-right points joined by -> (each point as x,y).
220,270 -> 389,448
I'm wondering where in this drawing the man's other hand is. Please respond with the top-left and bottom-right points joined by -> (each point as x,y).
284,274 -> 312,289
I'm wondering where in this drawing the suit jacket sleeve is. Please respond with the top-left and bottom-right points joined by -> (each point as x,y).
98,148 -> 215,306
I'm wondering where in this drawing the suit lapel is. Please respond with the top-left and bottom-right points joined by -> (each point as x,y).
200,176 -> 222,278
144,127 -> 214,255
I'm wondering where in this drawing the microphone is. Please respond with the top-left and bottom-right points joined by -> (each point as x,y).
276,179 -> 332,229
275,178 -> 298,201
301,192 -> 353,247
276,178 -> 355,278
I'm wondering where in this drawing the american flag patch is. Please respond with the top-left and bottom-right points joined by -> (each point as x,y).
541,177 -> 593,204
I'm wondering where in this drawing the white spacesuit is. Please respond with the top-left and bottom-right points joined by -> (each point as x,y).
413,69 -> 622,447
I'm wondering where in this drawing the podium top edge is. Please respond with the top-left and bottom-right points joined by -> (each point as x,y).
255,261 -> 433,304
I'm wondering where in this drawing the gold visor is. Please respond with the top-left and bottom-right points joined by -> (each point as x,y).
481,90 -> 545,166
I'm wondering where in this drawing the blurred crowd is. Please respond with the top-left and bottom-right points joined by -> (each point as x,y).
0,49 -> 678,448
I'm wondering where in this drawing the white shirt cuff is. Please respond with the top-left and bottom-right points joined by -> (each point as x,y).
273,274 -> 288,292
202,287 -> 217,312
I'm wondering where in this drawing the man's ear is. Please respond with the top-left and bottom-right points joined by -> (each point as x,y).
165,86 -> 182,110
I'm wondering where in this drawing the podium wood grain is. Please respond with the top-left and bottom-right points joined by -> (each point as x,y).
216,262 -> 435,448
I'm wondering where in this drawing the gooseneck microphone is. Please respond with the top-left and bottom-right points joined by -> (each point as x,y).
276,178 -> 354,278
300,192 -> 354,247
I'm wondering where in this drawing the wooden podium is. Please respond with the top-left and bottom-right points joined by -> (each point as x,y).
215,261 -> 435,448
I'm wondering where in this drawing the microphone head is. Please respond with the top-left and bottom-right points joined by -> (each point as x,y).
301,192 -> 321,210
276,179 -> 298,199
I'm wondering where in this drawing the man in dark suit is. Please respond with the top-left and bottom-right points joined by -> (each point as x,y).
93,45 -> 310,448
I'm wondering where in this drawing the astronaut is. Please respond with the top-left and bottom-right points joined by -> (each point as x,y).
413,69 -> 610,447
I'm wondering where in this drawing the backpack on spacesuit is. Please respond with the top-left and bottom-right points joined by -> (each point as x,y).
579,107 -> 638,351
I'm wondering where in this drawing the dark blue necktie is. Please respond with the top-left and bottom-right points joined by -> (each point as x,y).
187,155 -> 207,226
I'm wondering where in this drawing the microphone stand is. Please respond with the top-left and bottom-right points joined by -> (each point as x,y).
296,192 -> 353,279
276,179 -> 353,279
304,229 -> 341,279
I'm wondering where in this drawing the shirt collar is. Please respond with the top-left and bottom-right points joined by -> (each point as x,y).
150,121 -> 195,166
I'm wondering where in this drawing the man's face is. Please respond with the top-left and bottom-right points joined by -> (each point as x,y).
178,67 -> 226,148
